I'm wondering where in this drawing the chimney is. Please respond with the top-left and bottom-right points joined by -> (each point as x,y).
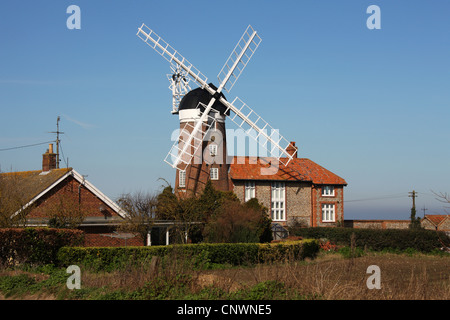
286,141 -> 298,159
42,144 -> 57,171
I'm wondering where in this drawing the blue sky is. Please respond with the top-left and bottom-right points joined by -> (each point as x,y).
1,1 -> 449,220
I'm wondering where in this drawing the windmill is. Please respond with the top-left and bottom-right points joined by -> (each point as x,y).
137,24 -> 297,194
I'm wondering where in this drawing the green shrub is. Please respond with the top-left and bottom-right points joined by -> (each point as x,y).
291,227 -> 450,253
232,280 -> 287,300
0,274 -> 36,297
0,228 -> 84,266
337,246 -> 365,259
57,240 -> 319,271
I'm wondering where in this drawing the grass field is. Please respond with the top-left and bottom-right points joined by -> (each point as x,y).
1,250 -> 449,300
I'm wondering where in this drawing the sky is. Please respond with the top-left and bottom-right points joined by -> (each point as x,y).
0,1 -> 449,220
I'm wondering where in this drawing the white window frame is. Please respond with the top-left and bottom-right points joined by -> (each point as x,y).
244,181 -> 255,202
179,170 -> 186,188
210,167 -> 219,180
321,203 -> 335,222
209,144 -> 218,157
322,185 -> 335,197
271,182 -> 286,221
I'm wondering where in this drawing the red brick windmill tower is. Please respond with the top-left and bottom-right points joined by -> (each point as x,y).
137,24 -> 297,196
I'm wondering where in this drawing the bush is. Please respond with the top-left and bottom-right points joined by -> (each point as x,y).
0,228 -> 84,266
57,240 -> 319,271
290,227 -> 450,253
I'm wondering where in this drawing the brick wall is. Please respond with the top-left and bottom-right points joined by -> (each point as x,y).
28,175 -> 116,219
344,220 -> 410,229
232,180 -> 314,227
80,226 -> 143,247
285,181 -> 311,227
175,122 -> 231,196
312,185 -> 344,227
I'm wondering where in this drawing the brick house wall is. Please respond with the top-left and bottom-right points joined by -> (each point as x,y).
27,175 -> 115,219
231,180 -> 343,228
285,181 -> 312,226
312,185 -> 344,227
25,175 -> 143,247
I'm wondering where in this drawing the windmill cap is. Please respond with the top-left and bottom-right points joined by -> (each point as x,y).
178,83 -> 230,116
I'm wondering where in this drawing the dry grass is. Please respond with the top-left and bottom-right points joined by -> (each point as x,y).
76,252 -> 449,300
2,251 -> 447,300
202,252 -> 450,300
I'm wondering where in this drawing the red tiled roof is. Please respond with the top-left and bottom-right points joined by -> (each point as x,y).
424,215 -> 449,226
229,156 -> 347,185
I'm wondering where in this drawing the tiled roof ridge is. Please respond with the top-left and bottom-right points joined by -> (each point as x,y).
229,156 -> 347,185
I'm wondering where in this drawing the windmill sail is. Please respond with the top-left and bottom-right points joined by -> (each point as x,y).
222,96 -> 296,165
137,24 -> 208,88
217,25 -> 262,93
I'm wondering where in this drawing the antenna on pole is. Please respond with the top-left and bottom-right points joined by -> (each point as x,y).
49,116 -> 64,169
421,206 -> 428,216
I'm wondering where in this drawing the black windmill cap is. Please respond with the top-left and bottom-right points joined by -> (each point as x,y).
178,83 -> 230,116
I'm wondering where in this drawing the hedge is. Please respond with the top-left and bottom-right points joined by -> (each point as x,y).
57,240 -> 320,271
0,228 -> 85,266
291,227 -> 450,252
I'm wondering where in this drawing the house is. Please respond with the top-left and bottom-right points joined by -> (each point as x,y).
175,139 -> 347,228
421,215 -> 450,235
0,144 -> 143,247
228,142 -> 347,228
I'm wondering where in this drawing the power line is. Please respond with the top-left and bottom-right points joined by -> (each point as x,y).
59,140 -> 69,168
344,193 -> 408,203
0,140 -> 54,152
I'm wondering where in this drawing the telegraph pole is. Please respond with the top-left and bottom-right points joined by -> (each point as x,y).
409,190 -> 417,209
409,190 -> 419,229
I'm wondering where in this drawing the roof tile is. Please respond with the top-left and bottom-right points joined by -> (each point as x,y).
229,156 -> 347,185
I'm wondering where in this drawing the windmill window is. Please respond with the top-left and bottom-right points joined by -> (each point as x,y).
244,181 -> 255,202
210,167 -> 219,180
209,144 -> 218,156
179,170 -> 186,188
271,182 -> 285,221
